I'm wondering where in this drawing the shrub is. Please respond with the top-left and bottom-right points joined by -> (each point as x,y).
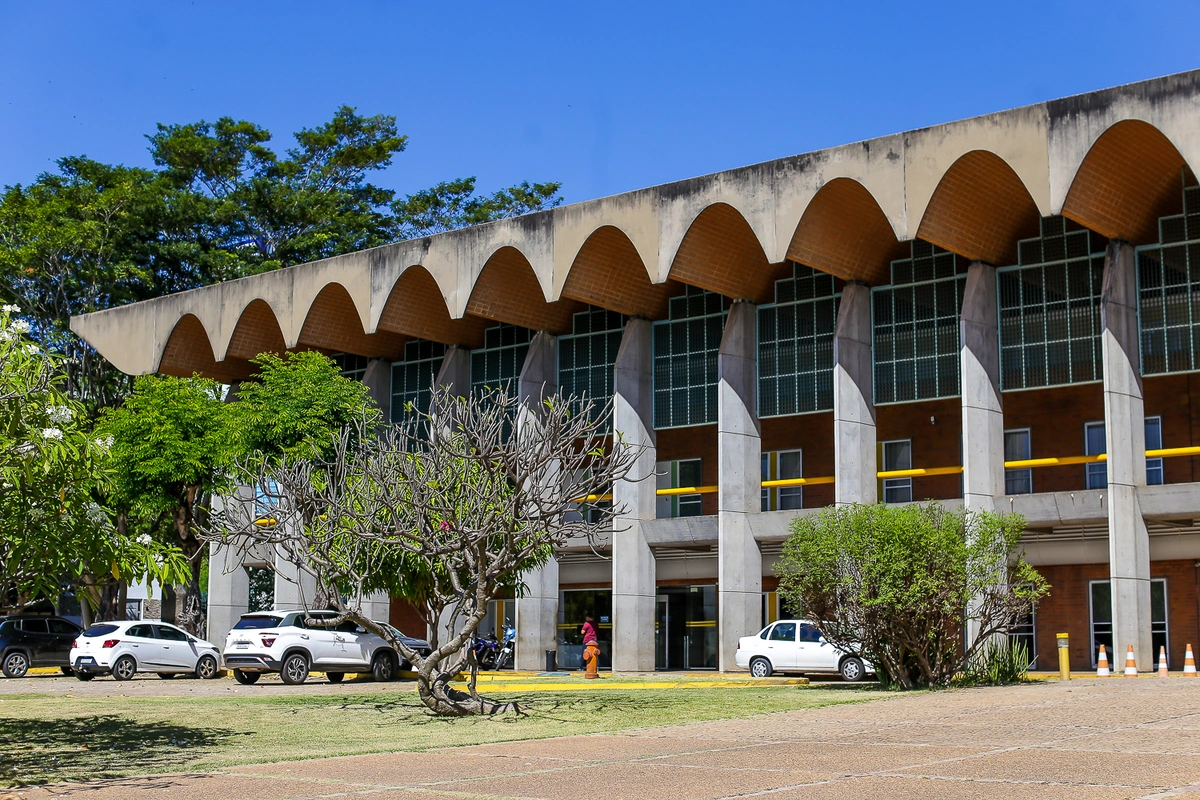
954,639 -> 1032,687
776,502 -> 1047,689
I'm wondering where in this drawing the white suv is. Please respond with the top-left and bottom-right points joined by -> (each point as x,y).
70,620 -> 222,681
736,619 -> 873,681
222,610 -> 429,685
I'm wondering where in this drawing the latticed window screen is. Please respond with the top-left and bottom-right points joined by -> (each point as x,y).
558,306 -> 626,420
758,263 -> 839,417
470,323 -> 534,395
1138,184 -> 1200,375
872,241 -> 965,404
653,286 -> 728,429
998,217 -> 1106,390
391,340 -> 447,421
331,353 -> 368,382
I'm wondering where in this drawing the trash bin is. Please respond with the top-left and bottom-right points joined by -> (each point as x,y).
545,650 -> 557,672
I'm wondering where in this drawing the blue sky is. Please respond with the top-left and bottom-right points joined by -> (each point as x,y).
2,1 -> 1198,205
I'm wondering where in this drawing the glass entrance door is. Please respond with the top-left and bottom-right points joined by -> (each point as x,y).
655,585 -> 717,670
1089,579 -> 1168,667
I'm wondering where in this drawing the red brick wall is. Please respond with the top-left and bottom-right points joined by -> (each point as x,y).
761,411 -> 835,508
388,597 -> 427,639
1002,383 -> 1104,493
656,424 -> 719,515
1033,560 -> 1200,671
876,398 -> 962,500
1144,373 -> 1200,483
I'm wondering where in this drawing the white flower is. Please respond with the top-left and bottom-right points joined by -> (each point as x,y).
25,344 -> 38,355
41,427 -> 63,440
47,405 -> 73,425
1,304 -> 19,313
10,320 -> 30,334
136,533 -> 153,546
0,330 -> 12,343
95,435 -> 114,451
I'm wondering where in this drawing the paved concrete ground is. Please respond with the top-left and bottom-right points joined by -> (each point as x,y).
14,679 -> 1200,799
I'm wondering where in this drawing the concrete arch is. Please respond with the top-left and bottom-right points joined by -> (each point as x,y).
158,314 -> 250,383
221,299 -> 288,362
561,225 -> 679,319
297,282 -> 408,359
1061,119 -> 1191,244
668,202 -> 775,302
785,178 -> 903,286
377,265 -> 489,348
916,150 -> 1042,266
466,246 -> 582,333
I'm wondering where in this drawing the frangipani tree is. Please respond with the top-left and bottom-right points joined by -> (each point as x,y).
0,306 -> 188,614
203,385 -> 641,716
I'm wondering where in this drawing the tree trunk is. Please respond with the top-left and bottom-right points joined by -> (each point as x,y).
414,668 -> 521,716
173,496 -> 205,636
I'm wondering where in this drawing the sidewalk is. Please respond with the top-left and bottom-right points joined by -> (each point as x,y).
18,677 -> 1200,799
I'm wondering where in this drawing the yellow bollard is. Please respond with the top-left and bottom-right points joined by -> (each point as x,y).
1057,633 -> 1070,680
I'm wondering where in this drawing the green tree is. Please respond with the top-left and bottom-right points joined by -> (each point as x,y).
776,502 -> 1048,689
233,351 -> 379,463
392,177 -> 563,239
0,306 -> 187,616
99,375 -> 236,633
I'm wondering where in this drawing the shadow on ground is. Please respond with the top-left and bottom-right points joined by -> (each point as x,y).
0,714 -> 243,787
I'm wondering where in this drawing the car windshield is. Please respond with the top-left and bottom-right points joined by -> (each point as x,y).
233,616 -> 283,630
82,624 -> 120,637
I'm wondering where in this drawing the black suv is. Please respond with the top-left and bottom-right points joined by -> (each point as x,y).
0,615 -> 82,678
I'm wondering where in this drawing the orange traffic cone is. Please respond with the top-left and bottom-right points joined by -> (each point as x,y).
1184,644 -> 1197,677
1158,646 -> 1169,677
1097,644 -> 1110,677
1124,644 -> 1138,677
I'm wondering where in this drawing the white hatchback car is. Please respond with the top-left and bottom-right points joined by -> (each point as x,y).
70,620 -> 222,681
736,619 -> 872,681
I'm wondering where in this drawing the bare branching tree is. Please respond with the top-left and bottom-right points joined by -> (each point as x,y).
201,385 -> 642,715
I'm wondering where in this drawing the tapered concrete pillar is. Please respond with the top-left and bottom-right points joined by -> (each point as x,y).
436,345 -> 471,396
959,262 -> 1005,646
274,543 -> 318,609
833,283 -> 876,505
1102,240 -> 1152,672
206,539 -> 249,646
611,319 -> 658,672
717,302 -> 762,672
362,359 -> 392,422
514,332 -> 560,671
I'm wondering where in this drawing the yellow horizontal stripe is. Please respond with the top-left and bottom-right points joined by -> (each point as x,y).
761,475 -> 835,487
684,620 -> 717,627
1147,445 -> 1200,458
876,465 -> 964,478
656,485 -> 719,496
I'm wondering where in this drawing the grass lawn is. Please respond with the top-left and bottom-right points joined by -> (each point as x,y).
0,683 -> 880,787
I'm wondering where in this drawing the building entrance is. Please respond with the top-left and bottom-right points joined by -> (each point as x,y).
655,585 -> 717,670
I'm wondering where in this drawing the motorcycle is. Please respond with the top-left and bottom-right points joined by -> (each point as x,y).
471,631 -> 499,670
494,619 -> 516,670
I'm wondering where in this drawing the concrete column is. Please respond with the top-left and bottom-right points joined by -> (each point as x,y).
959,262 -> 1005,646
362,358 -> 392,422
514,332 -> 560,671
206,540 -> 249,646
833,283 -> 877,505
436,345 -> 471,396
274,540 -> 318,610
960,262 -> 1004,512
360,358 -> 395,620
1102,240 -> 1153,672
611,319 -> 658,672
717,302 -> 762,672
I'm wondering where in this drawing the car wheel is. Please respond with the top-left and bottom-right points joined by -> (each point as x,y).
195,654 -> 219,680
112,655 -> 137,681
371,652 -> 395,682
749,657 -> 773,678
75,671 -> 94,681
157,672 -> 175,679
280,653 -> 309,685
839,656 -> 865,682
326,671 -> 345,684
233,669 -> 260,685
60,666 -> 74,676
2,651 -> 30,679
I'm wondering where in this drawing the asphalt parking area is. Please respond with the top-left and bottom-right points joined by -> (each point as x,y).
8,677 -> 1200,799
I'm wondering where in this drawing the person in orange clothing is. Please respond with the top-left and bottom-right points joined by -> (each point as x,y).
581,615 -> 600,678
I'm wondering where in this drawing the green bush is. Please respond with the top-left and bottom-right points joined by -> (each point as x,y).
954,639 -> 1032,687
776,502 -> 1047,689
